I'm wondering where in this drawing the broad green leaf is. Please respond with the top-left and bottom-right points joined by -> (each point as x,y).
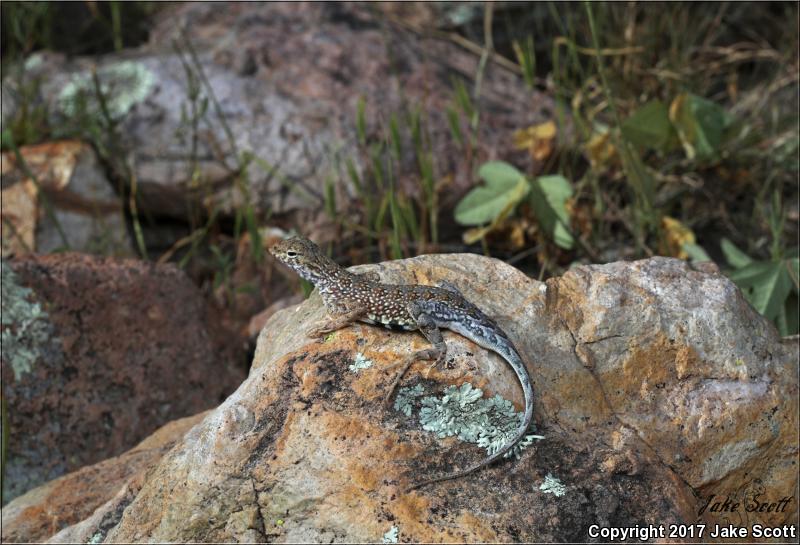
454,161 -> 529,226
461,198 -> 520,244
529,174 -> 574,249
669,93 -> 733,161
682,243 -> 711,263
727,261 -> 778,288
728,260 -> 794,322
621,100 -> 678,152
720,237 -> 753,269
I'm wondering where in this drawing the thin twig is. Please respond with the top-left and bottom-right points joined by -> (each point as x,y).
127,157 -> 148,259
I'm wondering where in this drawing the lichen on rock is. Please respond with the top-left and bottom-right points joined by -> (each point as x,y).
0,259 -> 57,381
539,474 -> 567,497
393,384 -> 424,416
348,352 -> 373,372
381,525 -> 399,543
415,382 -> 541,458
58,60 -> 155,119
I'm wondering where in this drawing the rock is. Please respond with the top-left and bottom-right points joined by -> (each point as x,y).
546,258 -> 799,529
0,254 -> 246,504
23,254 -> 794,542
22,3 -> 554,222
0,412 -> 207,543
0,140 -> 133,257
245,294 -> 303,339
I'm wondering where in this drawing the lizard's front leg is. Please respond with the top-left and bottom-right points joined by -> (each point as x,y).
307,306 -> 367,340
384,302 -> 447,405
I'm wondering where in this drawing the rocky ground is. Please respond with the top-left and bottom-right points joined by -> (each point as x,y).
2,253 -> 797,542
1,2 -> 797,543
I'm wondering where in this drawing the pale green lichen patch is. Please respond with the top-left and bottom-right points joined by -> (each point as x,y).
393,384 -> 424,416
348,352 -> 373,372
24,53 -> 44,71
539,473 -> 567,496
58,60 -> 155,119
401,382 -> 543,458
382,525 -> 399,544
0,260 -> 55,380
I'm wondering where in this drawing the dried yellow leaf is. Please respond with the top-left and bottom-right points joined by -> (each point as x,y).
660,216 -> 696,259
585,131 -> 617,168
512,121 -> 557,161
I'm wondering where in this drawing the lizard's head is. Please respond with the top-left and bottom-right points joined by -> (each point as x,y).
269,236 -> 335,284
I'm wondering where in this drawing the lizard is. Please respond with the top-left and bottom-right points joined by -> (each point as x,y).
269,235 -> 534,489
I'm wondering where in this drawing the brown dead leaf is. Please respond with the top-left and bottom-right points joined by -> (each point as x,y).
2,140 -> 84,191
566,198 -> 593,239
0,178 -> 38,257
0,140 -> 86,256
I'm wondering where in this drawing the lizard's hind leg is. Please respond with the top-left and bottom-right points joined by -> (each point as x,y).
306,307 -> 367,340
384,303 -> 447,406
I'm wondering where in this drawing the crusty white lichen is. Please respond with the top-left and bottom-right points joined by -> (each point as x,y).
408,382 -> 543,458
348,352 -> 373,372
382,525 -> 399,544
393,384 -> 425,416
539,473 -> 567,496
0,260 -> 54,380
58,60 -> 155,119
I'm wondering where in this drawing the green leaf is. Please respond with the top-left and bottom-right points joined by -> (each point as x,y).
787,257 -> 799,293
453,78 -> 475,120
356,97 -> 367,146
454,161 -> 529,226
346,157 -> 362,196
512,36 -> 536,89
389,114 -> 402,162
446,106 -> 463,147
669,93 -> 733,162
720,238 -> 753,269
683,243 -> 711,263
529,174 -> 574,249
1,128 -> 14,150
728,260 -> 794,322
621,100 -> 678,152
243,205 -> 263,263
324,175 -> 336,219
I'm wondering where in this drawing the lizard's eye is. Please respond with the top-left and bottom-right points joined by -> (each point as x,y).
286,251 -> 298,258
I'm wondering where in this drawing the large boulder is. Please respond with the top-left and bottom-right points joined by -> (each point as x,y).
0,254 -> 246,504
6,254 -> 793,542
16,2 -> 554,222
0,412 -> 207,543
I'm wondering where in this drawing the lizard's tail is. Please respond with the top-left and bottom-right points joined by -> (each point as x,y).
405,346 -> 534,492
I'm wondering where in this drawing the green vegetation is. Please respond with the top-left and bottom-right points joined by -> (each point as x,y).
1,2 -> 797,334
450,2 -> 798,332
